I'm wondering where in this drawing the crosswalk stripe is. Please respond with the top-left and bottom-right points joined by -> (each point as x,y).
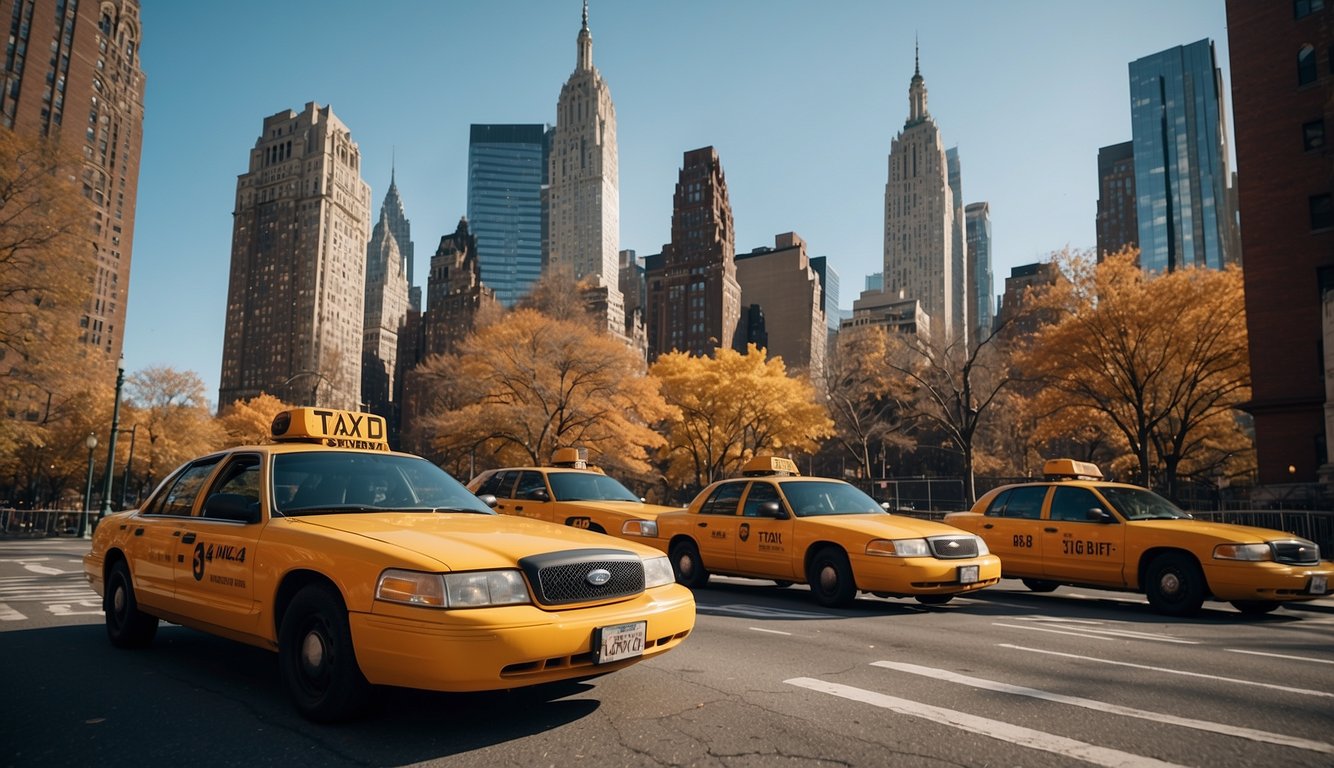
0,603 -> 25,621
871,660 -> 1334,755
785,677 -> 1186,768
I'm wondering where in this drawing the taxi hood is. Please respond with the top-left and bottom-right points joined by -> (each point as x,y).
799,513 -> 971,540
1131,518 -> 1308,543
290,512 -> 654,570
556,499 -> 679,517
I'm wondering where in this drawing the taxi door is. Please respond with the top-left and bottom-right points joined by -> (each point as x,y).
690,482 -> 745,572
733,481 -> 798,580
172,454 -> 260,630
1040,485 -> 1126,587
127,457 -> 224,608
973,485 -> 1049,578
509,470 -> 557,523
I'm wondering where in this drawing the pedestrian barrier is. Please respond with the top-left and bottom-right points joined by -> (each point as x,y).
0,508 -> 90,538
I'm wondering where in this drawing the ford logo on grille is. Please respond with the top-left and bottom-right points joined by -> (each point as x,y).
586,568 -> 613,586
945,540 -> 960,549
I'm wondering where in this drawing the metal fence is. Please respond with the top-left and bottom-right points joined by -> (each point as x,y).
1189,510 -> 1334,557
0,509 -> 91,538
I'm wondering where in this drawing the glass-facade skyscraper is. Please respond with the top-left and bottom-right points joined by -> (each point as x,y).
965,202 -> 993,344
1128,39 -> 1240,272
466,124 -> 550,307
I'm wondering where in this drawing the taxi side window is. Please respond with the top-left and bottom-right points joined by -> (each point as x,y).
515,471 -> 547,500
1049,486 -> 1105,522
478,470 -> 516,498
986,486 -> 1046,519
700,482 -> 745,516
742,482 -> 781,517
145,458 -> 222,517
202,455 -> 261,519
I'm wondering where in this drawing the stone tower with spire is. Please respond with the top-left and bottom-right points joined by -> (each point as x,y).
362,169 -> 413,431
882,44 -> 959,345
547,1 -> 627,339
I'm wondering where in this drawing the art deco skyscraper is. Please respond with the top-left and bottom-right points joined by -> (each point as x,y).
1129,39 -> 1240,272
0,0 -> 145,362
363,176 -> 412,430
377,167 -> 416,312
218,103 -> 371,411
645,146 -> 741,360
547,2 -> 625,337
883,47 -> 958,345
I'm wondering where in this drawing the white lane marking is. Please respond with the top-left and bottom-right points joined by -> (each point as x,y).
1015,616 -> 1106,624
785,677 -> 1186,768
697,604 -> 835,619
48,601 -> 103,617
1226,649 -> 1334,665
993,622 -> 1113,640
1065,592 -> 1147,604
872,660 -> 1334,755
994,622 -> 1196,644
0,603 -> 25,621
748,626 -> 792,636
1000,644 -> 1334,698
23,564 -> 65,575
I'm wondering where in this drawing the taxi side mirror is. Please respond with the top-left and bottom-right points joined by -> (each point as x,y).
477,493 -> 498,509
203,493 -> 260,524
525,488 -> 550,502
759,501 -> 788,519
881,502 -> 892,512
1087,507 -> 1115,523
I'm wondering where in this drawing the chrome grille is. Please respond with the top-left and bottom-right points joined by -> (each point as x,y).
928,536 -> 979,559
1273,540 -> 1320,566
518,548 -> 644,606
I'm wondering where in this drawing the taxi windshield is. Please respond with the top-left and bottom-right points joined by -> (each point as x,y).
547,471 -> 641,502
272,452 -> 493,516
1099,486 -> 1191,521
779,481 -> 885,517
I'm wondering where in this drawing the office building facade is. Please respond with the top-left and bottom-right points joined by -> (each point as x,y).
467,123 -> 549,308
218,103 -> 371,411
965,202 -> 993,343
736,233 -> 827,378
1096,141 -> 1138,259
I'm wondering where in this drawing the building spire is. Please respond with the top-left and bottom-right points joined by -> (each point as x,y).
908,39 -> 929,125
577,0 -> 593,71
390,146 -> 396,189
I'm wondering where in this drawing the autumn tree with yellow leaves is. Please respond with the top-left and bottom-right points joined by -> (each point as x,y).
822,325 -> 914,480
1021,249 -> 1251,498
415,309 -> 672,479
651,345 -> 832,493
122,367 -> 225,497
218,393 -> 293,447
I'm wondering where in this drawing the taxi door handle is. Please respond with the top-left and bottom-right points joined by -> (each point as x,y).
1043,527 -> 1058,533
697,522 -> 708,528
514,506 -> 524,512
181,532 -> 197,544
982,523 -> 994,529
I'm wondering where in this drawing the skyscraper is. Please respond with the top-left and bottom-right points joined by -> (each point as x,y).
0,0 -> 145,361
363,177 -> 412,431
965,202 -> 993,343
1129,39 -> 1240,272
809,256 -> 841,333
547,2 -> 624,336
218,103 -> 370,411
947,147 -> 969,349
646,146 -> 741,360
883,46 -> 958,344
736,233 -> 827,379
1096,141 -> 1138,259
377,167 -> 417,313
468,124 -> 550,307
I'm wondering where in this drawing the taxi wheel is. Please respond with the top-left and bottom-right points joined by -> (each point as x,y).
1144,553 -> 1206,616
279,584 -> 370,722
1021,579 -> 1059,593
807,548 -> 856,607
670,540 -> 710,589
915,594 -> 954,605
104,560 -> 158,649
1231,600 -> 1280,616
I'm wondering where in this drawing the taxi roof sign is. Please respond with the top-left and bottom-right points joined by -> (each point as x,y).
1043,458 -> 1103,480
271,408 -> 389,451
741,456 -> 800,477
552,446 -> 588,468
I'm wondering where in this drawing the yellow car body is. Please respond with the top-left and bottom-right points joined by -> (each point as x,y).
83,408 -> 694,721
945,459 -> 1332,615
467,464 -> 678,539
623,457 -> 1001,607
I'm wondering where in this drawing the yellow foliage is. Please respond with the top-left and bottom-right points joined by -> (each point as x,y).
218,393 -> 293,447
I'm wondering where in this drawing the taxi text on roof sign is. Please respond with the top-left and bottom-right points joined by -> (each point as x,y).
740,455 -> 800,477
271,408 -> 390,451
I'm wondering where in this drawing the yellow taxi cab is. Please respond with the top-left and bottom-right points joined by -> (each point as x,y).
945,459 -> 1333,616
83,408 -> 694,721
467,448 -> 678,539
621,456 -> 1001,607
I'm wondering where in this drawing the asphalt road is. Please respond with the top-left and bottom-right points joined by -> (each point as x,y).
3,538 -> 1332,767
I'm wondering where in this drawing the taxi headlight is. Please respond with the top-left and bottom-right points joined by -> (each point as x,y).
376,568 -> 531,608
643,556 -> 674,588
866,538 -> 930,557
973,535 -> 991,556
1213,543 -> 1273,562
622,519 -> 658,537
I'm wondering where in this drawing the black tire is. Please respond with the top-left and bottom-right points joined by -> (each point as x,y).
1144,552 -> 1206,616
1231,600 -> 1280,616
915,594 -> 954,606
1022,578 -> 1060,593
807,547 -> 857,608
104,559 -> 158,648
279,584 -> 370,722
669,540 -> 710,589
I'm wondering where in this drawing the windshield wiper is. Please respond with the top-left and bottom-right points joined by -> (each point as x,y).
282,504 -> 382,516
431,506 -> 494,515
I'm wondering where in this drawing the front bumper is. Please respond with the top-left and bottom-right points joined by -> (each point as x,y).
1204,560 -> 1333,602
849,554 -> 1003,597
349,584 -> 695,691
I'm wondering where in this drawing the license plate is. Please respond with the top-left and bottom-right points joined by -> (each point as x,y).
958,565 -> 979,584
593,621 -> 646,665
1311,575 -> 1328,595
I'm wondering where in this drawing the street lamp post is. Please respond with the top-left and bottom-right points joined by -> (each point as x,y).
79,433 -> 97,538
282,370 -> 330,407
97,367 -> 124,525
118,424 -> 138,508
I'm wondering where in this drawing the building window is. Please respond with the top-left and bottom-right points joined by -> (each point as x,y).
1306,119 -> 1327,150
1295,0 -> 1325,19
1312,194 -> 1334,230
1299,45 -> 1318,85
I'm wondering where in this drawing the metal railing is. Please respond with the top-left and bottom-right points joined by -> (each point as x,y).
1189,509 -> 1334,557
0,508 -> 91,538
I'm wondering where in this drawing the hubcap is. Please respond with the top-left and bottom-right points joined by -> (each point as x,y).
112,584 -> 126,616
679,554 -> 694,578
820,565 -> 837,592
301,630 -> 326,674
1160,571 -> 1181,597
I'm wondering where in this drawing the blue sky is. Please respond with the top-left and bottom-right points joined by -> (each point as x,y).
126,0 -> 1231,406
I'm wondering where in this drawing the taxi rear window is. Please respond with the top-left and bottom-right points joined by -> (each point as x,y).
985,486 -> 1047,519
700,482 -> 745,515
